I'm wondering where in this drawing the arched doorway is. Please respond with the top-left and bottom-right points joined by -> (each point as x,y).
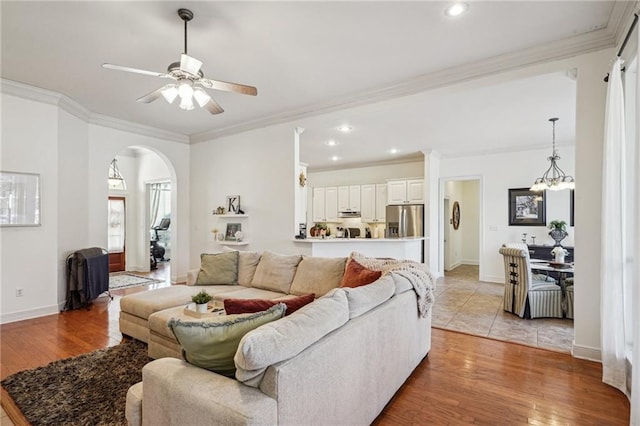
107,147 -> 175,278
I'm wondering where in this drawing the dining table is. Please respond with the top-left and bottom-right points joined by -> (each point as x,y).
530,259 -> 574,289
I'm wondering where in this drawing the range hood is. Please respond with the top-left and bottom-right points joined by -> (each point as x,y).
338,211 -> 361,218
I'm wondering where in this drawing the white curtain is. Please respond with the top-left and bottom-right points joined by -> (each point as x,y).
149,183 -> 162,228
631,21 -> 640,426
601,58 -> 629,396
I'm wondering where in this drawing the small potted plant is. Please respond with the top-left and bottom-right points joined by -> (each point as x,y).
548,220 -> 568,246
192,290 -> 213,313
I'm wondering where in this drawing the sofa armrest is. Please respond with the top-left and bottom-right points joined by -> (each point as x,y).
141,358 -> 277,426
186,269 -> 199,286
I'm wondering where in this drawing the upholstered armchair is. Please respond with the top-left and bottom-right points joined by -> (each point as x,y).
499,245 -> 564,319
564,278 -> 574,319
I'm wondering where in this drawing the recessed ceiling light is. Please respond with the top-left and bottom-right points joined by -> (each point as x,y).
390,148 -> 399,154
444,2 -> 469,17
325,139 -> 338,147
331,155 -> 340,161
338,125 -> 353,133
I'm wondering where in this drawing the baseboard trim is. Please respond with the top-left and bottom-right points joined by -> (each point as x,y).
572,343 -> 601,362
481,274 -> 503,284
462,259 -> 479,266
0,304 -> 60,324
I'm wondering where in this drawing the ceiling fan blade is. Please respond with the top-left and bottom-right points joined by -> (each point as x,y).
204,98 -> 224,115
102,63 -> 173,79
136,86 -> 168,103
199,78 -> 258,96
180,54 -> 203,76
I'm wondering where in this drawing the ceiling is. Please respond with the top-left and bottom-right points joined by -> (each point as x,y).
1,2 -> 634,170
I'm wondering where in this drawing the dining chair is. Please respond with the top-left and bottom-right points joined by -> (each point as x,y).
499,245 -> 564,319
564,278 -> 574,319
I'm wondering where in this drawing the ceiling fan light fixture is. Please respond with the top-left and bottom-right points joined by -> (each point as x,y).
178,80 -> 194,100
179,96 -> 195,111
193,88 -> 211,107
160,85 -> 179,103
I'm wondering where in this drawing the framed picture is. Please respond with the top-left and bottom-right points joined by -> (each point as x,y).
452,201 -> 460,230
225,223 -> 242,240
508,188 -> 546,226
570,189 -> 574,227
226,195 -> 240,214
0,171 -> 41,227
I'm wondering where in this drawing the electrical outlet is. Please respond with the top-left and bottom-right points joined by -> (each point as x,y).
16,288 -> 24,297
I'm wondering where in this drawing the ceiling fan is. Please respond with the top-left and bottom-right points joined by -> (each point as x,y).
102,8 -> 257,115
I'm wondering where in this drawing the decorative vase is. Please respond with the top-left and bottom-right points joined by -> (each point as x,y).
549,229 -> 568,247
196,303 -> 208,314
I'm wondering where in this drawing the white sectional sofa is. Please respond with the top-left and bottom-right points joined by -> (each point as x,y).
121,250 -> 435,426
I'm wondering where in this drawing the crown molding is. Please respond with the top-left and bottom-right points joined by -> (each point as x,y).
88,114 -> 189,144
439,142 -> 576,160
307,152 -> 424,173
1,78 -> 188,144
190,14 -> 626,144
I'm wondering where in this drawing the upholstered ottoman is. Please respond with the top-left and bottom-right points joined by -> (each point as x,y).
148,305 -> 226,359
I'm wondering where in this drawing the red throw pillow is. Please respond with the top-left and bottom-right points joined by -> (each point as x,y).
339,258 -> 382,288
224,293 -> 315,316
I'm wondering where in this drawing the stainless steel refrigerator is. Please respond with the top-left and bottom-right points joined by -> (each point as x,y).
385,204 -> 424,238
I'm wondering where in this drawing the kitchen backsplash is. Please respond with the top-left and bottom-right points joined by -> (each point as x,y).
314,218 -> 386,238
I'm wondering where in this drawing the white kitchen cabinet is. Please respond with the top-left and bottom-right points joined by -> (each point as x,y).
375,184 -> 387,221
312,187 -> 338,222
360,184 -> 376,222
337,185 -> 361,212
361,183 -> 387,223
387,179 -> 424,204
406,179 -> 425,203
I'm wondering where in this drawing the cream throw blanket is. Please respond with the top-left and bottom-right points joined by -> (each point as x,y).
350,252 -> 436,318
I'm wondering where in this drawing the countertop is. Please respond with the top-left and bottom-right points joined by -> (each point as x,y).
292,237 -> 426,243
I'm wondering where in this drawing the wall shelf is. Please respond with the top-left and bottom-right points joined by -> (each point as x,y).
217,241 -> 249,246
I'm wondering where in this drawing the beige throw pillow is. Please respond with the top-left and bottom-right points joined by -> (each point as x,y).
221,248 -> 262,286
289,256 -> 347,297
250,251 -> 302,293
196,251 -> 238,285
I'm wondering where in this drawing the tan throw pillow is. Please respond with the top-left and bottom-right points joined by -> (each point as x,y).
221,248 -> 261,286
251,251 -> 302,293
289,256 -> 347,297
196,251 -> 238,285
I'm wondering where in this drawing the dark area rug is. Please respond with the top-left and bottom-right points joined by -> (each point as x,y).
1,339 -> 150,426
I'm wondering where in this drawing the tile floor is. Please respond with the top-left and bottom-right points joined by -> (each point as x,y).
433,264 -> 574,353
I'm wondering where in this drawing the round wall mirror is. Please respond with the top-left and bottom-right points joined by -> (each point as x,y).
452,201 -> 460,230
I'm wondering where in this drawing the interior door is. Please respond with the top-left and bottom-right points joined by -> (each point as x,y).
108,196 -> 126,272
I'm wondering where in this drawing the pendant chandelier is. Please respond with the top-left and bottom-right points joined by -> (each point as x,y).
108,159 -> 124,186
530,117 -> 575,192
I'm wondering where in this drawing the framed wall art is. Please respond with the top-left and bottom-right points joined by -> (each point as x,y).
0,171 -> 41,227
225,223 -> 242,240
508,188 -> 546,226
570,189 -> 574,227
452,201 -> 460,230
226,195 -> 240,214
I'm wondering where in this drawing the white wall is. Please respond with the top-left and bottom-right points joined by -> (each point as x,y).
440,147 -> 575,282
461,180 -> 480,264
190,124 -> 305,270
57,109 -> 90,307
0,89 -> 191,322
307,160 -> 424,187
1,94 -> 60,321
88,125 -> 190,284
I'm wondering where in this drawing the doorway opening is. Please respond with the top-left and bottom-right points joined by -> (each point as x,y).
439,178 -> 481,280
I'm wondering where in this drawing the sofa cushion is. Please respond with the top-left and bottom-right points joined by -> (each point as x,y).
223,248 -> 263,286
342,274 -> 395,318
224,293 -> 315,316
235,289 -> 349,387
251,251 -> 302,293
214,287 -> 288,302
168,304 -> 286,378
196,252 -> 238,285
289,256 -> 347,297
339,258 -> 382,288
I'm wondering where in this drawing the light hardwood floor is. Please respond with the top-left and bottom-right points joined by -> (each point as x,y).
1,263 -> 629,425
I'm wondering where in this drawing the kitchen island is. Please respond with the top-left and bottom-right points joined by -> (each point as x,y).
292,237 -> 426,263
